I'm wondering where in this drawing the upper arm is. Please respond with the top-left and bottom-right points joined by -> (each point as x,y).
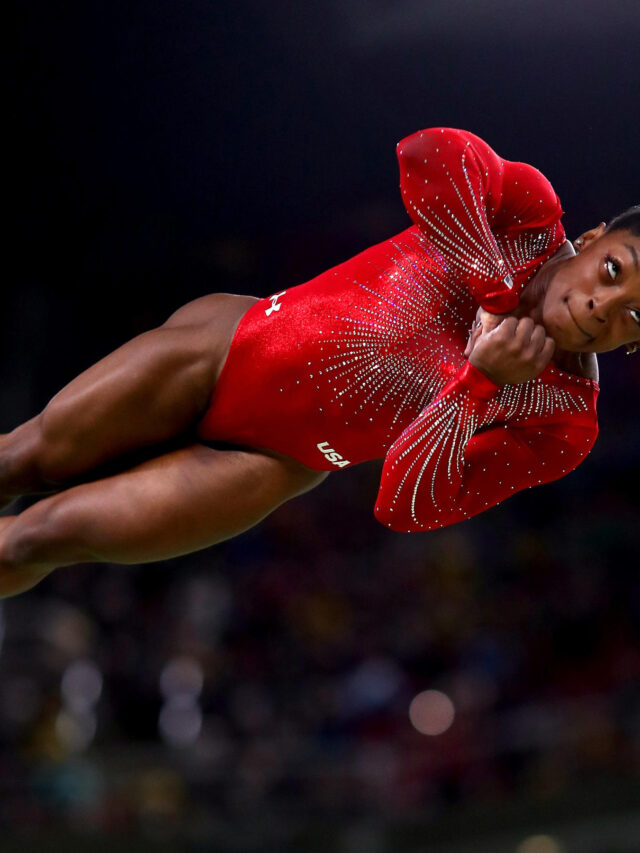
395,127 -> 565,314
397,127 -> 505,230
397,127 -> 563,233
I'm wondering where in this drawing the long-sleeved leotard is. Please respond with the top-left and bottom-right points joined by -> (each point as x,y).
196,127 -> 599,531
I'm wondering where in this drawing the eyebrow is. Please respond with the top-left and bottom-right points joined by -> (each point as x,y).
625,243 -> 639,272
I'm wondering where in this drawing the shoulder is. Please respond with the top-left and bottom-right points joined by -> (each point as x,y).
496,158 -> 563,230
551,350 -> 599,382
579,353 -> 599,382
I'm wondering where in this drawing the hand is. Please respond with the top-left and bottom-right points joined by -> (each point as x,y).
468,316 -> 555,385
464,307 -> 508,359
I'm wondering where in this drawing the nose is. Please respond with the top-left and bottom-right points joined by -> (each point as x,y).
587,298 -> 606,324
588,288 -> 621,324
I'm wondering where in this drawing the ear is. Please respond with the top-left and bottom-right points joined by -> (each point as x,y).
573,222 -> 607,252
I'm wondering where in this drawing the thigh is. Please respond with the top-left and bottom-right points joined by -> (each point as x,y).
163,292 -> 260,382
34,294 -> 259,482
28,443 -> 329,566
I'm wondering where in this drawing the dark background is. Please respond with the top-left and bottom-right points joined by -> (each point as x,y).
2,2 -> 639,851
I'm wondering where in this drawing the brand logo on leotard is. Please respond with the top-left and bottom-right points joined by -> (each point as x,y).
317,441 -> 350,468
265,291 -> 286,317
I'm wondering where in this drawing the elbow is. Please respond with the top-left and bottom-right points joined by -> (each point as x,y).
374,501 -> 409,532
373,501 -> 449,533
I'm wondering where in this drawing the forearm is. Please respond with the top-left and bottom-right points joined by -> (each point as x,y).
374,321 -> 598,533
375,362 -> 500,532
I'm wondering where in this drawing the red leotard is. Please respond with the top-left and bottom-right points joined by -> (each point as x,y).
196,127 -> 599,531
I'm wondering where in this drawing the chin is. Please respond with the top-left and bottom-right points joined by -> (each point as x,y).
541,310 -> 572,350
544,296 -> 596,352
557,334 -> 599,353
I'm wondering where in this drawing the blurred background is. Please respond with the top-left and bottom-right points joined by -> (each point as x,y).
3,1 -> 640,851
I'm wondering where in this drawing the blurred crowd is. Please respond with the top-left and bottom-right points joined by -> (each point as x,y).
1,215 -> 640,851
5,2 -> 640,848
0,247 -> 639,845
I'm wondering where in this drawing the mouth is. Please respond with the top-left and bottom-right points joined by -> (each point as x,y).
565,298 -> 594,342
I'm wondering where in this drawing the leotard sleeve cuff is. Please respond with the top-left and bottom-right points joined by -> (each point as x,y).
456,361 -> 501,400
478,289 -> 520,314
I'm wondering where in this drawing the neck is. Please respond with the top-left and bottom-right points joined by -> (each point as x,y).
516,241 -> 597,377
516,240 -> 576,324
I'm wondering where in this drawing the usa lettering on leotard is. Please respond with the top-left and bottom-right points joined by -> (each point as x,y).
317,441 -> 350,468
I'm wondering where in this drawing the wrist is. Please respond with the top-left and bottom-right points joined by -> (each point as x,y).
458,360 -> 501,399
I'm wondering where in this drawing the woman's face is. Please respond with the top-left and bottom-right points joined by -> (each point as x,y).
536,225 -> 640,353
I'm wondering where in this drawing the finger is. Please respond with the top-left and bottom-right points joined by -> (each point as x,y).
464,333 -> 475,358
514,316 -> 535,345
480,310 -> 508,335
491,316 -> 518,338
465,323 -> 483,356
464,323 -> 477,357
535,336 -> 556,369
527,324 -> 547,353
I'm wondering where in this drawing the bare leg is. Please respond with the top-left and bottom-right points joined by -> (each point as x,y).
0,293 -> 258,505
0,443 -> 329,598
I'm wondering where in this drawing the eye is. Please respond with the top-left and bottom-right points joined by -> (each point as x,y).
605,255 -> 621,280
631,308 -> 640,328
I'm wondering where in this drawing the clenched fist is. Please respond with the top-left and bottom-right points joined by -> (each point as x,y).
466,314 -> 555,385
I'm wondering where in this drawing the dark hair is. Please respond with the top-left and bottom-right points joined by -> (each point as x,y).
605,204 -> 640,236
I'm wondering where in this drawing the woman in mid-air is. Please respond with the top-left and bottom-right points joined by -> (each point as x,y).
0,127 -> 638,598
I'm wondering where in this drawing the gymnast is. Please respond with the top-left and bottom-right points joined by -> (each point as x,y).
0,127 -> 638,598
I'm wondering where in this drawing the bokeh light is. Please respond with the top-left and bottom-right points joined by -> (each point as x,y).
158,698 -> 203,747
55,708 -> 97,753
516,835 -> 565,853
61,659 -> 103,713
408,689 -> 455,736
160,656 -> 203,701
158,657 -> 205,747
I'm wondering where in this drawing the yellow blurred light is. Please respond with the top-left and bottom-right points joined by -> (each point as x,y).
408,689 -> 455,735
517,835 -> 565,853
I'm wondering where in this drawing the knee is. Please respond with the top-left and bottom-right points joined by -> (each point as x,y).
0,418 -> 48,493
1,414 -> 71,491
261,453 -> 330,501
0,498 -> 87,572
32,411 -> 77,485
290,469 -> 330,497
1,504 -> 55,571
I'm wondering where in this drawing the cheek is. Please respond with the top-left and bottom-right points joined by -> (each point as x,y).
541,275 -> 567,323
546,263 -> 573,299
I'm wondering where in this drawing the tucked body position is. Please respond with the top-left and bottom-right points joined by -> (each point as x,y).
1,128 -> 638,597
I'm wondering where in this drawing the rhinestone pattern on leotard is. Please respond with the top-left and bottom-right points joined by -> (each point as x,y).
379,370 -> 593,529
307,217 -> 569,456
196,127 -> 599,531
